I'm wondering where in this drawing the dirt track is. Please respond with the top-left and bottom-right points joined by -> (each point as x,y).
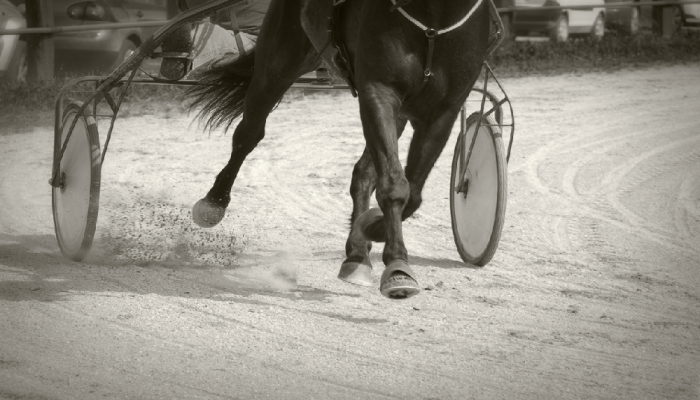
1,64 -> 699,400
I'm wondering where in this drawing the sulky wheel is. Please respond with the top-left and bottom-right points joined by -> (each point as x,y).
450,112 -> 507,266
51,102 -> 101,261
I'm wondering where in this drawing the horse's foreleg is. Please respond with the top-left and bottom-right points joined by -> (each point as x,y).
357,87 -> 419,299
338,148 -> 376,285
402,106 -> 463,220
339,117 -> 407,286
353,108 -> 454,235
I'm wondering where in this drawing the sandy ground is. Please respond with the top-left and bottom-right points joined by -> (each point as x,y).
0,63 -> 699,400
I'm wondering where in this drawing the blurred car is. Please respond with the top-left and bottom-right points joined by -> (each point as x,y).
495,0 -> 606,42
604,0 -> 653,34
52,0 -> 168,75
605,0 -> 700,35
0,0 -> 27,82
685,3 -> 700,26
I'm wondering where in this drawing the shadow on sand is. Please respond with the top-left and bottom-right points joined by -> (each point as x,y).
0,233 -> 363,307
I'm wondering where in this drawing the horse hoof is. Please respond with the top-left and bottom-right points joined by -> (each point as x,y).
380,260 -> 420,300
192,198 -> 226,228
355,207 -> 386,242
337,261 -> 373,287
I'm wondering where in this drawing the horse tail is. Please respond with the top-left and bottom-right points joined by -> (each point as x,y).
186,50 -> 256,132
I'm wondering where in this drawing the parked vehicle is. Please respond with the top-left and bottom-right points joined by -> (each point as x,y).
52,0 -> 168,75
605,0 -> 700,35
684,2 -> 700,27
0,0 -> 27,82
495,0 -> 605,42
604,0 -> 652,34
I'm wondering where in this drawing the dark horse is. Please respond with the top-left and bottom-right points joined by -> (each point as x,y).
187,0 -> 493,299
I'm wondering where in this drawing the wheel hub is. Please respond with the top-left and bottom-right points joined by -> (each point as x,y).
455,178 -> 470,197
49,171 -> 67,191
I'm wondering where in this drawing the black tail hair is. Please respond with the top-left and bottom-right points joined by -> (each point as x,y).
186,50 -> 256,132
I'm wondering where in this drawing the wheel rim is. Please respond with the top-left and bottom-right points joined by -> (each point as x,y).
451,121 -> 500,260
52,106 -> 99,260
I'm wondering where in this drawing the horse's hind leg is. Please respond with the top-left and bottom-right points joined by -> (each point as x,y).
338,118 -> 407,286
192,2 -> 320,227
192,76 -> 296,227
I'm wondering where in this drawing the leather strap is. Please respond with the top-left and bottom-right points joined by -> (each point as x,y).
389,0 -> 412,12
227,6 -> 248,57
422,29 -> 436,84
402,28 -> 436,108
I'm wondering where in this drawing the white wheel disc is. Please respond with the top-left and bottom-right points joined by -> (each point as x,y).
52,102 -> 101,261
450,113 -> 507,266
